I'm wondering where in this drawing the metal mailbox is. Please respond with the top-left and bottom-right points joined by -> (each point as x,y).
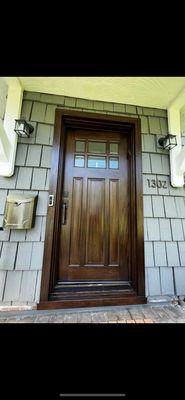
3,194 -> 38,230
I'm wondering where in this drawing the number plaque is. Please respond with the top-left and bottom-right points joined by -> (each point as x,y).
147,179 -> 167,189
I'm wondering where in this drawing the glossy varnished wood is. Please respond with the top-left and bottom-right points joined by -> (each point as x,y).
39,109 -> 145,308
59,129 -> 130,281
39,110 -> 64,300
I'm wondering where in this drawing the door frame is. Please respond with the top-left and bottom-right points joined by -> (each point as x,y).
38,109 -> 146,309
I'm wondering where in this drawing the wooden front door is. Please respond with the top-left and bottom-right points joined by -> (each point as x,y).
59,129 -> 131,283
38,109 -> 146,309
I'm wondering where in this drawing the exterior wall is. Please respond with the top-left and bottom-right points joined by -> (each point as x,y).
0,79 -> 8,121
180,106 -> 185,135
0,90 -> 185,306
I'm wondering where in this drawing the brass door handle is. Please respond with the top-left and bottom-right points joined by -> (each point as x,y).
62,203 -> 68,224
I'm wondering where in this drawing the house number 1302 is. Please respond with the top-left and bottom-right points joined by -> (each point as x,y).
147,179 -> 167,189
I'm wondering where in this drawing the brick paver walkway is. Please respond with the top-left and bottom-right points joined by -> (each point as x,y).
1,303 -> 185,323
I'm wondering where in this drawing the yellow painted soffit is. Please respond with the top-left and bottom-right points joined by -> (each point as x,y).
19,77 -> 185,109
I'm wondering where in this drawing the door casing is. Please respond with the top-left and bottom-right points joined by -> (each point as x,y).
38,109 -> 146,309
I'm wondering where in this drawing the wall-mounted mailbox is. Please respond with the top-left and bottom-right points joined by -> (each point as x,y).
3,194 -> 38,230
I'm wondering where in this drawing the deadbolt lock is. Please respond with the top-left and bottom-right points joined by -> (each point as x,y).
48,195 -> 55,207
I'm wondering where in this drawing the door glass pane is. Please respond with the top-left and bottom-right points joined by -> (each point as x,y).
76,141 -> 85,152
88,156 -> 106,168
88,141 -> 106,153
74,155 -> 85,167
109,157 -> 119,169
110,143 -> 119,154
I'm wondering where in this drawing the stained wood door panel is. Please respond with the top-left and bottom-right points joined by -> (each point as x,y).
59,129 -> 131,282
86,178 -> 105,265
69,177 -> 83,266
109,179 -> 119,265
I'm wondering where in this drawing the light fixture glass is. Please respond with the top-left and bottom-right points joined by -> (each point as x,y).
14,119 -> 34,138
158,134 -> 177,150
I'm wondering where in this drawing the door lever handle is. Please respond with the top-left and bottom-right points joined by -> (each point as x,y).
62,202 -> 68,224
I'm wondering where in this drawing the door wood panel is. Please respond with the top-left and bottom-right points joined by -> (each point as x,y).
109,179 -> 119,266
59,129 -> 130,281
86,178 -> 105,265
69,178 -> 83,266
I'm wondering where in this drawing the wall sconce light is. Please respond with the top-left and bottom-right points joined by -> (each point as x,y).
158,134 -> 177,150
14,119 -> 34,138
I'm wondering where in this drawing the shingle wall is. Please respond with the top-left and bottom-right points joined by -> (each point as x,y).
0,91 -> 185,306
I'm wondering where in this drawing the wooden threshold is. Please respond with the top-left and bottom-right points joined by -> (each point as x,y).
38,296 -> 147,310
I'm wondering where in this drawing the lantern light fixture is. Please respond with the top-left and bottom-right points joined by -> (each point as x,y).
14,119 -> 34,138
158,134 -> 177,150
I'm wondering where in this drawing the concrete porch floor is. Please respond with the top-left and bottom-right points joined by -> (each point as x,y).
1,303 -> 185,323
